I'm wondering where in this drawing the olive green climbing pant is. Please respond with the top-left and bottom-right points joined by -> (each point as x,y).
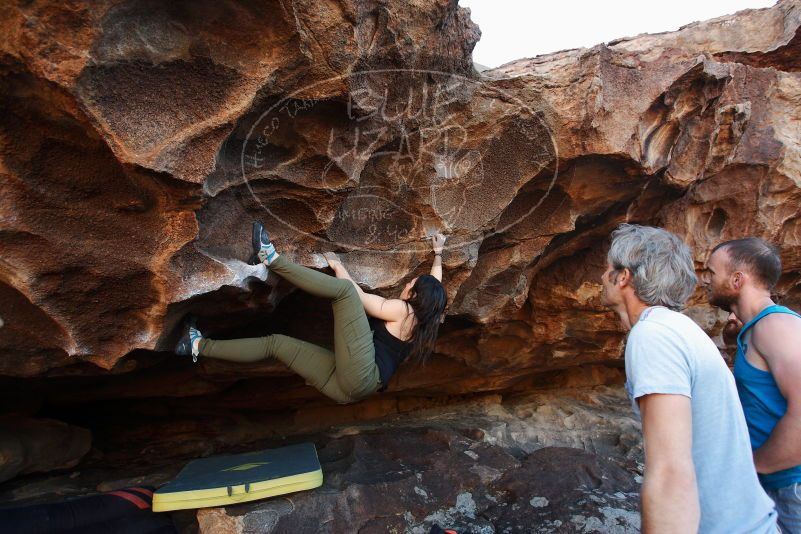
197,254 -> 380,404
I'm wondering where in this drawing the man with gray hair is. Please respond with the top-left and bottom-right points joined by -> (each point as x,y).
601,224 -> 777,533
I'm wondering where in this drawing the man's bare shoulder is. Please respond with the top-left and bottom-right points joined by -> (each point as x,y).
751,310 -> 801,357
752,310 -> 801,337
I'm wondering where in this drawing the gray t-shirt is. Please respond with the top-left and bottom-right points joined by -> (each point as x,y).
625,306 -> 777,534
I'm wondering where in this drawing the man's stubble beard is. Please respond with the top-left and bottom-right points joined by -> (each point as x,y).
708,287 -> 737,313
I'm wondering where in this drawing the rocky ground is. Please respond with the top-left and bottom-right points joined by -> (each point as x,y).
0,386 -> 642,533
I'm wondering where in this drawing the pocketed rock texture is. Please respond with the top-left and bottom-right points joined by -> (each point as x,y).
1,0 -> 801,485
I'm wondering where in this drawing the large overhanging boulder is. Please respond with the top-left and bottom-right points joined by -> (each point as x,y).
1,0 -> 800,411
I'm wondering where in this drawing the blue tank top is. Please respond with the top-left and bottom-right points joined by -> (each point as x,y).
734,304 -> 801,489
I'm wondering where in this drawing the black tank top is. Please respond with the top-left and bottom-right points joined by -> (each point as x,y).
370,316 -> 412,389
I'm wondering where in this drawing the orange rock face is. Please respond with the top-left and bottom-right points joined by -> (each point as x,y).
1,0 -> 800,414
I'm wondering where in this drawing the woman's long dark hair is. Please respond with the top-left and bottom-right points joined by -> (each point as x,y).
403,274 -> 447,365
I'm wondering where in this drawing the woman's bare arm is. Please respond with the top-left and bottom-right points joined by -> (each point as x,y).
323,252 -> 363,295
323,252 -> 408,322
430,232 -> 446,282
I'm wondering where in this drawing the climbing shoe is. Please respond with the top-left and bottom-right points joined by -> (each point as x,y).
175,317 -> 202,362
251,221 -> 278,265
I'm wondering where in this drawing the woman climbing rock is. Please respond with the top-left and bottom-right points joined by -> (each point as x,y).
175,222 -> 448,404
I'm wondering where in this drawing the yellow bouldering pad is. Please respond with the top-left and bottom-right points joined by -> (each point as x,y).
152,442 -> 323,511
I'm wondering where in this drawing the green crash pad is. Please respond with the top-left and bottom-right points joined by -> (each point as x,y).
152,442 -> 323,511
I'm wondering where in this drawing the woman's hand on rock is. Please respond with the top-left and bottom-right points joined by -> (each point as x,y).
323,251 -> 342,271
432,233 -> 446,255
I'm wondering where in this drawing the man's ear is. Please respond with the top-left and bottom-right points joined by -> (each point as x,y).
618,268 -> 633,288
732,271 -> 742,290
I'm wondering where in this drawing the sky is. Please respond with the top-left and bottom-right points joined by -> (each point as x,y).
460,0 -> 777,68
